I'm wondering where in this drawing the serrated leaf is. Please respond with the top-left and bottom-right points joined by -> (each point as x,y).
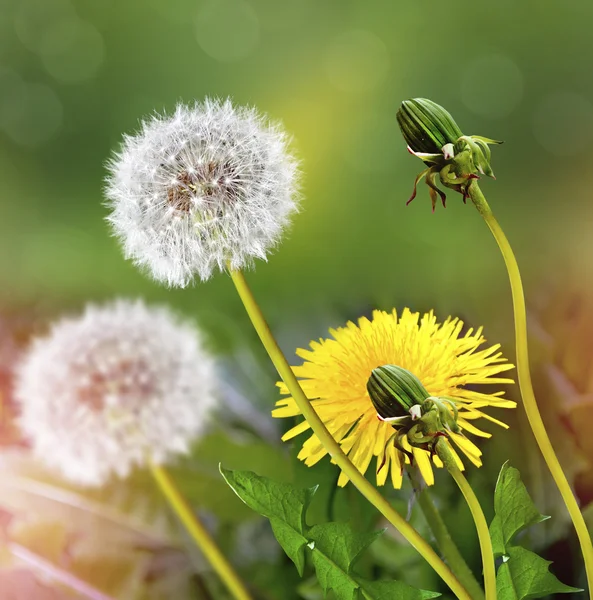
220,466 -> 314,575
496,546 -> 582,599
490,463 -> 580,599
308,523 -> 382,600
490,462 -> 549,555
309,523 -> 382,576
221,468 -> 440,600
359,580 -> 441,600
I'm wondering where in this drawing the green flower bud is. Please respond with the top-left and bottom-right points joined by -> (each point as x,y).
369,366 -> 470,471
396,97 -> 502,211
396,98 -> 463,156
367,365 -> 429,420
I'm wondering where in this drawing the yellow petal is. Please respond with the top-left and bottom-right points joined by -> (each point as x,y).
449,432 -> 482,459
338,471 -> 350,487
272,403 -> 301,418
376,451 -> 390,487
281,419 -> 311,441
390,449 -> 403,488
413,448 -> 435,486
458,418 -> 491,438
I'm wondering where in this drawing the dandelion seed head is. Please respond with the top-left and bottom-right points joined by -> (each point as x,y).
105,99 -> 300,286
15,299 -> 217,486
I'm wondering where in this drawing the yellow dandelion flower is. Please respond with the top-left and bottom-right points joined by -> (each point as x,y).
272,308 -> 515,488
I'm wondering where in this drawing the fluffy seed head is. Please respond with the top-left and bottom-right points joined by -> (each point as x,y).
15,300 -> 217,486
105,98 -> 300,287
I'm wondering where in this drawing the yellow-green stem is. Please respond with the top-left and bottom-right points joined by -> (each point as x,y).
229,268 -> 471,600
149,461 -> 252,600
408,470 -> 485,600
436,439 -> 496,600
468,181 -> 593,591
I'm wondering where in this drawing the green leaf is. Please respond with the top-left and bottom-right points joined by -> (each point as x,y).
360,580 -> 441,600
490,462 -> 549,556
219,466 -> 314,575
496,546 -> 582,599
221,467 -> 440,600
489,515 -> 506,558
490,463 -> 581,600
307,523 -> 382,600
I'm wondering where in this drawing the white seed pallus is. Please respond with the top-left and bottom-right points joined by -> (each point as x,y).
15,299 -> 217,486
105,98 -> 300,287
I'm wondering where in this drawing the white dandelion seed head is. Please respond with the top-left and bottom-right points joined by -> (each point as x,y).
15,299 -> 217,487
105,98 -> 301,287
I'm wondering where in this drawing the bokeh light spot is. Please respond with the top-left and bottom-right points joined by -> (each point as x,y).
2,83 -> 63,147
13,0 -> 74,53
461,54 -> 523,119
195,0 -> 259,62
533,92 -> 593,156
324,30 -> 390,94
39,17 -> 105,84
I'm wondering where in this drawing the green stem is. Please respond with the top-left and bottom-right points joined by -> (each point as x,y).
229,268 -> 471,600
408,470 -> 485,600
468,181 -> 593,591
436,439 -> 496,600
150,462 -> 252,600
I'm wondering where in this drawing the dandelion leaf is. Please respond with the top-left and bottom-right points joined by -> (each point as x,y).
359,580 -> 441,600
496,547 -> 581,599
220,467 -> 440,599
489,461 -> 549,556
491,462 -> 581,599
220,466 -> 313,575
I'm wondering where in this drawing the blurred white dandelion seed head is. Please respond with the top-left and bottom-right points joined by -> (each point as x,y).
105,98 -> 300,287
15,299 -> 217,486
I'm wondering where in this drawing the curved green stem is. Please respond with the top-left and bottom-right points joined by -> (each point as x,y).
468,181 -> 593,591
150,462 -> 252,600
229,268 -> 471,600
436,439 -> 496,600
408,470 -> 485,600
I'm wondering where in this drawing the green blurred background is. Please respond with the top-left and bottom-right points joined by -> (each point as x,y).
2,0 -> 593,597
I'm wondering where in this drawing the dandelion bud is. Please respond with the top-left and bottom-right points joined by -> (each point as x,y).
396,98 -> 463,156
396,97 -> 502,210
367,365 -> 465,462
105,99 -> 300,287
15,300 -> 217,486
367,364 -> 429,420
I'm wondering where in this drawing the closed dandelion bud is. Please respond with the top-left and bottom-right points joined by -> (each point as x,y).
396,98 -> 463,156
105,99 -> 300,287
15,300 -> 217,486
367,364 -> 429,420
395,97 -> 502,211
